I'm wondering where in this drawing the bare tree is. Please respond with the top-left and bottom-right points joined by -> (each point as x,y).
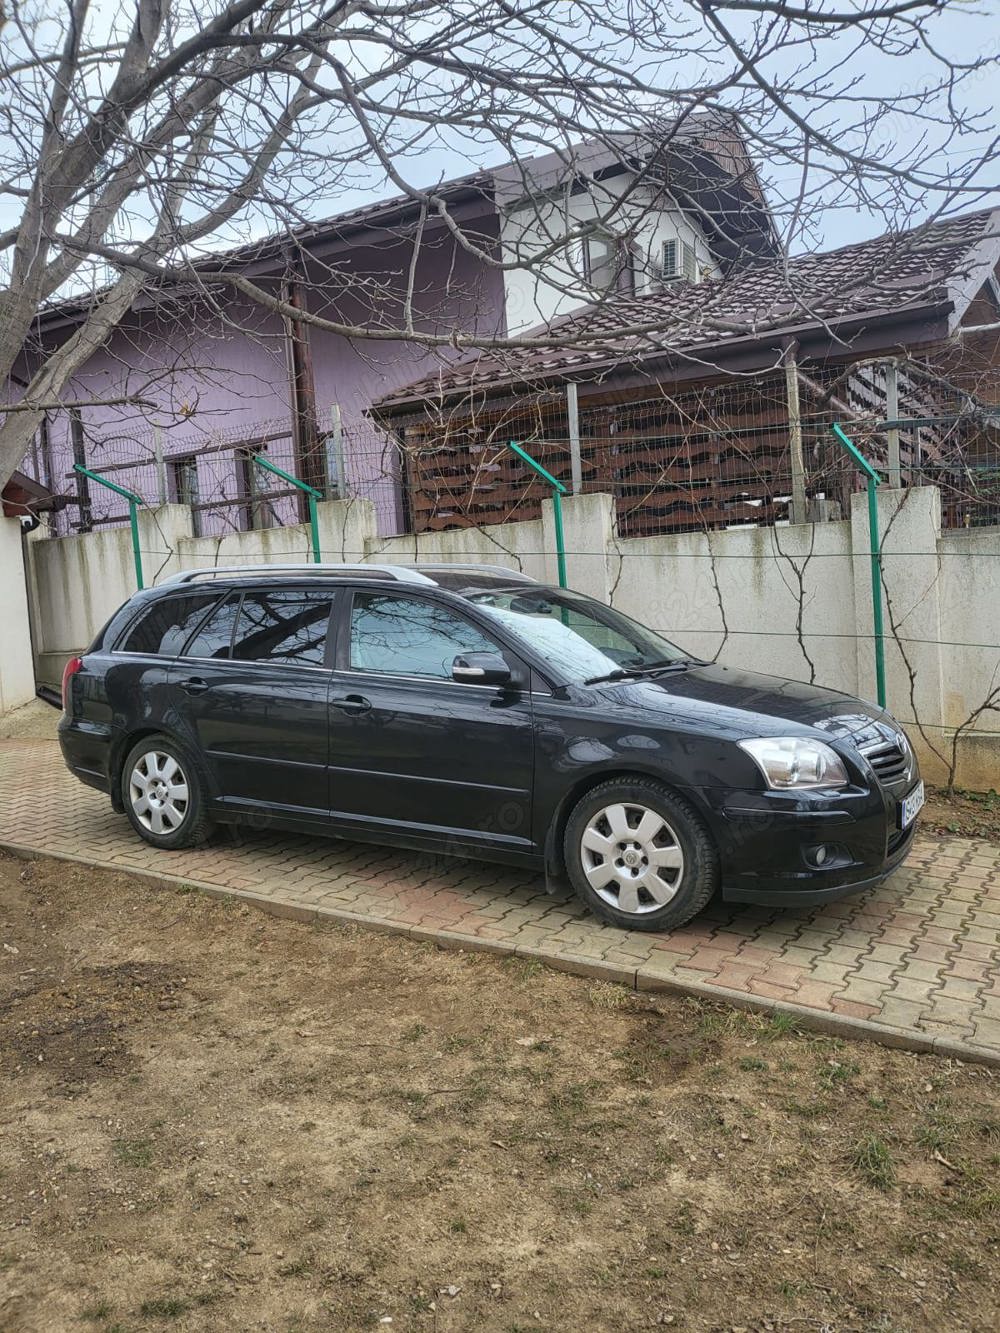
1,0 -> 997,487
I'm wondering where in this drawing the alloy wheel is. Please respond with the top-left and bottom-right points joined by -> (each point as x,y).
128,750 -> 190,835
580,801 -> 684,915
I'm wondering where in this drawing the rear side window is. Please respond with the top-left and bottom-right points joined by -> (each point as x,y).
229,590 -> 334,666
184,594 -> 242,660
118,593 -> 221,656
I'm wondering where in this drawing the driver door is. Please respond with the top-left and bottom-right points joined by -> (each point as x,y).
326,589 -> 535,853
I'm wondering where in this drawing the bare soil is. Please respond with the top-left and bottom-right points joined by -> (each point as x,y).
923,785 -> 1000,843
2,853 -> 1000,1332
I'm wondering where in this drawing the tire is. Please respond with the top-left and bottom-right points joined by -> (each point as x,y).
563,777 -> 718,932
120,733 -> 214,850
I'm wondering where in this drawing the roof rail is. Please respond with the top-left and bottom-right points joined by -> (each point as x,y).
161,562 -> 437,586
413,563 -> 537,583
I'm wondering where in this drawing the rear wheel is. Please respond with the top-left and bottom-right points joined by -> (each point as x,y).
563,778 -> 718,931
121,734 -> 213,850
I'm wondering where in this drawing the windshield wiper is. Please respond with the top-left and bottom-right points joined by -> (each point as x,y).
582,657 -> 705,687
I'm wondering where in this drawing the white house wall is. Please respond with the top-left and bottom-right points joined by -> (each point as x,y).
500,174 -> 716,334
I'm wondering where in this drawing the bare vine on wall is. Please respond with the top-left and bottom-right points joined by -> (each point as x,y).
769,522 -> 819,686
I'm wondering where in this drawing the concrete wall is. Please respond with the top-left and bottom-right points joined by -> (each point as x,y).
0,518 -> 36,714
614,517 -> 858,696
21,487 -> 1000,789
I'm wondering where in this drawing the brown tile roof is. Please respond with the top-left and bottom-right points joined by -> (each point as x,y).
373,209 -> 1000,413
38,112 -> 772,329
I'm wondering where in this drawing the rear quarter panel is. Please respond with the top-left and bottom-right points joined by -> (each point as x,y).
61,653 -> 177,793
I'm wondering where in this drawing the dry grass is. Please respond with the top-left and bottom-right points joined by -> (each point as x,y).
1,850 -> 999,1332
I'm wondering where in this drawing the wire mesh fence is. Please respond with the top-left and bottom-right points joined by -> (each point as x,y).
400,355 -> 1000,537
16,351 -> 1000,542
21,413 -> 410,539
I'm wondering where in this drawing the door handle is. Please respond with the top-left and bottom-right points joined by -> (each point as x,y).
180,676 -> 210,696
331,693 -> 372,715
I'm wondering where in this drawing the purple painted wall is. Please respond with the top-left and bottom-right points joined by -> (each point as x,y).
20,212 -> 504,538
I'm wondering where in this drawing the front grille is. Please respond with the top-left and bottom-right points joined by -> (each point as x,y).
858,737 -> 910,786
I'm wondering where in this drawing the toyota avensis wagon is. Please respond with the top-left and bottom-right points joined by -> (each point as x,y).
59,562 -> 923,932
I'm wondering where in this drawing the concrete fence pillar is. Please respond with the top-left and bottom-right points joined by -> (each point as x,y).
323,497 -> 379,563
543,491 -> 614,600
140,504 -> 196,582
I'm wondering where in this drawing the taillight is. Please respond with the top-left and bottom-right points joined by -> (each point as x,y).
61,656 -> 83,711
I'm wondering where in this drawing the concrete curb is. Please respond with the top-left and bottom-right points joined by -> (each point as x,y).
4,838 -> 999,1070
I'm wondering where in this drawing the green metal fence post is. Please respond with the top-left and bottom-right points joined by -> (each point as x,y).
831,423 -> 887,709
306,491 -> 321,564
252,455 -> 323,563
72,464 -> 145,590
551,489 -> 568,591
507,440 -> 569,588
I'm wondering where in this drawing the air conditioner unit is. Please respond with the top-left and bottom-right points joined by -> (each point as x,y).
661,238 -> 698,284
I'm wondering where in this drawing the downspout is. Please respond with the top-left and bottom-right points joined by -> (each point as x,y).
281,252 -> 323,515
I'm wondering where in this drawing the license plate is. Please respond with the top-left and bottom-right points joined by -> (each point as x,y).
900,780 -> 925,829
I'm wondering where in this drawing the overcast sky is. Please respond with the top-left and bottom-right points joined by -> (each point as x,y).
2,1 -> 998,279
337,3 -> 1000,257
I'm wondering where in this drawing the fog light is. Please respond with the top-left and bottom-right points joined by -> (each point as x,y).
815,845 -> 828,866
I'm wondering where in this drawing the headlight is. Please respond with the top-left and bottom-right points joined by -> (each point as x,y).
739,737 -> 849,789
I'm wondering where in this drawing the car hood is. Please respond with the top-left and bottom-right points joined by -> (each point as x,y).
588,663 -> 893,741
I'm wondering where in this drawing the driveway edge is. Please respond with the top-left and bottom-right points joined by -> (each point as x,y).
5,837 -> 998,1070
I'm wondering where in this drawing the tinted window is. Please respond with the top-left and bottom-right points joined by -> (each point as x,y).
350,593 -> 496,679
184,593 -> 241,660
119,593 -> 221,656
229,590 -> 333,666
464,588 -> 686,683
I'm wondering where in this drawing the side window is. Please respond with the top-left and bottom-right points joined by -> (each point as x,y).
118,593 -> 221,656
184,593 -> 241,660
229,590 -> 333,666
350,593 -> 497,679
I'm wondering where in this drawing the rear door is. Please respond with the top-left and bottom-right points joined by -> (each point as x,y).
70,590 -> 226,786
325,588 -> 535,852
173,587 -> 334,822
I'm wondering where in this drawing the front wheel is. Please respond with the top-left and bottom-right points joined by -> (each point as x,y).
121,734 -> 213,850
563,778 -> 718,931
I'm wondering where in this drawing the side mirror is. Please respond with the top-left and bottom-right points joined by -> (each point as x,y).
452,652 -> 512,687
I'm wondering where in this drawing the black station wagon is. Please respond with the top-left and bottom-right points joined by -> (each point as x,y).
59,562 -> 923,931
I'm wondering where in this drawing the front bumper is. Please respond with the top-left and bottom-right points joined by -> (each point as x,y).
698,777 -> 920,908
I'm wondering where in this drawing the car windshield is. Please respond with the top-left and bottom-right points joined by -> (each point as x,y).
463,587 -> 688,684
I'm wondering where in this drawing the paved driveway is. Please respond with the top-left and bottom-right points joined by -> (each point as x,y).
3,739 -> 1000,1062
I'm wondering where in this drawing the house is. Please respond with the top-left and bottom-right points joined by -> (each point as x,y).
11,114 -> 774,541
369,208 -> 1000,537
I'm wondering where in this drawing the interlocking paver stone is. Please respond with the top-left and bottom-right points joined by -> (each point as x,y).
3,737 -> 1000,1063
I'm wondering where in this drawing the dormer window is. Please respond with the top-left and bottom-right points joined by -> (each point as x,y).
583,233 -> 636,294
662,237 -> 698,283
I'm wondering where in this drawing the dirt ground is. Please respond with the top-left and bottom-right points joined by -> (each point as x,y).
2,853 -> 1000,1333
922,786 -> 1000,842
